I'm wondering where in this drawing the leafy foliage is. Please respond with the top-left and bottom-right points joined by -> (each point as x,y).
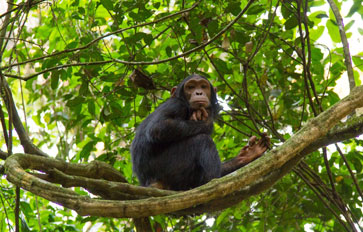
0,0 -> 362,231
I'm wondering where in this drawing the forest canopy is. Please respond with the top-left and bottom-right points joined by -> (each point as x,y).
0,0 -> 363,231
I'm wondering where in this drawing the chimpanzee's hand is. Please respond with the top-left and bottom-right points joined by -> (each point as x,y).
190,107 -> 209,121
236,133 -> 270,164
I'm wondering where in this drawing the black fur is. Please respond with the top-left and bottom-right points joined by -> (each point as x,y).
131,74 -> 221,190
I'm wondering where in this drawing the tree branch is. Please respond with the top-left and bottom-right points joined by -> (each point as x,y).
175,114 -> 363,215
4,86 -> 363,218
0,1 -> 201,71
327,0 -> 355,90
0,76 -> 47,156
3,0 -> 256,81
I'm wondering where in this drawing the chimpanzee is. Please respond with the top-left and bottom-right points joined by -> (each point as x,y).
131,74 -> 269,190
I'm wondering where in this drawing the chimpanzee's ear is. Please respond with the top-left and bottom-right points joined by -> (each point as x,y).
214,87 -> 217,93
171,86 -> 177,97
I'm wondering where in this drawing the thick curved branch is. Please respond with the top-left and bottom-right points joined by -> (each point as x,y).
6,111 -> 362,215
175,114 -> 363,214
11,154 -> 127,182
33,167 -> 175,199
5,85 -> 363,218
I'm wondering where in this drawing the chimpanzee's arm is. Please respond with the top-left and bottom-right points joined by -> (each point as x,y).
145,99 -> 213,143
221,134 -> 270,176
221,157 -> 244,176
146,117 -> 213,143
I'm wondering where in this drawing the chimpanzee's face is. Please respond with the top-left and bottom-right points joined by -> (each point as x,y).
183,76 -> 211,109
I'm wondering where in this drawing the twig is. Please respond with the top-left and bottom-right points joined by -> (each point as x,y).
298,162 -> 358,229
112,0 -> 255,65
296,1 -> 317,116
4,60 -> 113,81
302,0 -> 322,112
335,144 -> 363,200
0,1 -> 201,71
3,0 -> 256,81
323,148 -> 336,193
0,0 -> 45,19
294,168 -> 350,231
327,0 -> 355,90
0,0 -> 15,59
15,187 -> 20,232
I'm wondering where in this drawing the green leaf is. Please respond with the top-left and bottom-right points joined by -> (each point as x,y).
310,26 -> 325,41
310,0 -> 325,7
21,217 -> 30,232
66,41 -> 78,49
284,17 -> 298,30
165,46 -> 172,57
153,2 -> 160,9
354,70 -> 362,86
326,19 -> 341,43
128,11 -> 139,20
66,96 -> 85,107
138,8 -> 153,21
20,201 -> 33,214
42,58 -> 58,69
143,33 -> 153,46
226,2 -> 241,16
207,20 -> 218,37
88,101 -> 95,115
80,141 -> 96,160
311,47 -> 324,63
281,5 -> 293,19
138,97 -> 151,117
316,13 -> 328,18
330,61 -> 345,78
344,20 -> 355,31
51,71 -> 60,89
234,30 -> 249,44
213,58 -> 232,75
60,69 -> 68,81
246,4 -> 264,15
79,81 -> 89,96
133,32 -> 146,42
347,0 -> 363,17
16,50 -> 26,61
350,156 -> 362,173
326,91 -> 340,105
101,0 -> 114,11
78,7 -> 85,15
71,0 -> 79,6
352,56 -> 363,71
71,12 -> 83,20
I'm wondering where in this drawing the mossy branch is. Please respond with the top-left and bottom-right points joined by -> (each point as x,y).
4,86 -> 363,218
